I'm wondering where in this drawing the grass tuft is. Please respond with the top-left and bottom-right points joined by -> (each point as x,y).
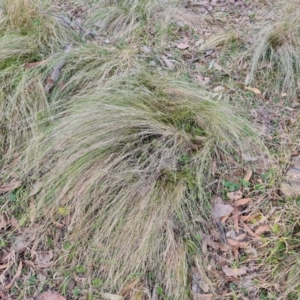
20,72 -> 262,299
246,1 -> 300,98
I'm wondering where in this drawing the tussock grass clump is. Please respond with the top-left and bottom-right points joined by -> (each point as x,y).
246,1 -> 300,98
0,0 -> 73,159
86,0 -> 205,41
22,72 -> 261,299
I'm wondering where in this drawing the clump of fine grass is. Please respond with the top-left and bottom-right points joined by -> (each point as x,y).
20,71 -> 262,299
85,0 -> 206,41
246,1 -> 300,98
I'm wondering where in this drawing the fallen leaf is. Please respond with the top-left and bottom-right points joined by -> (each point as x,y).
233,198 -> 252,206
239,213 -> 261,222
35,291 -> 66,300
161,55 -> 174,69
176,42 -> 189,49
213,203 -> 234,219
243,223 -> 260,239
222,265 -> 248,278
36,251 -> 54,265
233,247 -> 239,259
255,226 -> 270,235
4,261 -> 22,289
0,263 -> 10,270
0,181 -> 22,193
120,278 -> 139,296
243,169 -> 252,181
245,86 -> 261,94
235,233 -> 247,241
0,215 -> 9,230
102,293 -> 123,300
227,191 -> 242,201
24,58 -> 50,69
227,238 -> 247,248
213,86 -> 225,92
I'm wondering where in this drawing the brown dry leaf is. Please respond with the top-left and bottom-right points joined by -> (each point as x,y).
245,86 -> 261,95
24,58 -> 50,69
36,251 -> 54,267
213,203 -> 234,219
255,226 -> 270,235
193,294 -> 214,300
4,261 -> 22,289
222,265 -> 248,278
233,247 -> 239,259
102,293 -> 123,300
0,263 -> 10,270
161,55 -> 174,69
227,191 -> 242,201
227,238 -> 247,248
176,42 -> 189,50
0,215 -> 9,230
235,233 -> 247,241
220,215 -> 229,223
35,291 -> 66,300
243,169 -> 252,181
213,86 -> 225,92
120,279 -> 139,296
243,223 -> 260,239
234,198 -> 252,207
240,213 -> 261,222
0,181 -> 22,193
